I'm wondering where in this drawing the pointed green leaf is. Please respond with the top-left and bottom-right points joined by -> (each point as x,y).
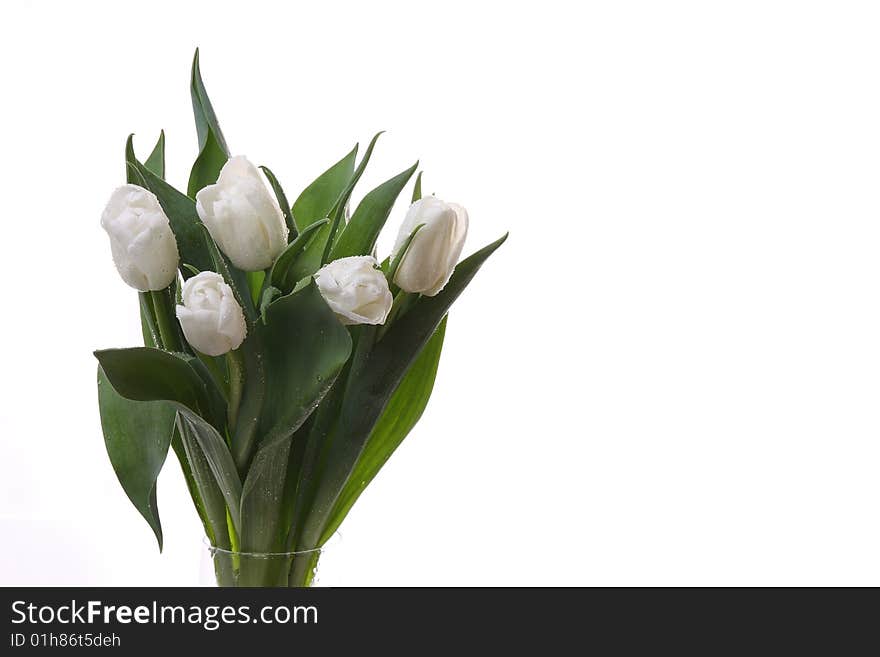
176,414 -> 233,550
178,410 -> 242,534
289,135 -> 383,279
97,366 -> 176,550
188,49 -> 229,197
319,317 -> 446,544
300,234 -> 507,548
283,222 -> 333,284
144,131 -> 165,179
190,48 -> 229,153
96,347 -> 241,538
260,165 -> 296,239
321,132 -> 383,264
291,144 -> 358,232
330,162 -> 418,261
268,218 -> 329,293
411,171 -> 422,203
187,132 -> 227,198
369,234 -> 507,392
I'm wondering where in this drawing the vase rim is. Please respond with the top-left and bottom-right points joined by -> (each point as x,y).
202,536 -> 322,558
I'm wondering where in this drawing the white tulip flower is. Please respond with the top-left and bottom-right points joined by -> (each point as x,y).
195,156 -> 288,271
101,184 -> 180,291
314,256 -> 394,326
392,197 -> 468,296
175,271 -> 247,356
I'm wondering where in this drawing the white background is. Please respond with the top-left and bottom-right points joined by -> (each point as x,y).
1,0 -> 878,586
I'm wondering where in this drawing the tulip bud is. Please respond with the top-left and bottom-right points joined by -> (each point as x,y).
392,197 -> 468,296
314,256 -> 394,326
100,184 -> 180,291
175,271 -> 247,356
195,156 -> 288,271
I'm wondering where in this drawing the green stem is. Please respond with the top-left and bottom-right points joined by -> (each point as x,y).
231,337 -> 264,473
197,354 -> 228,399
225,348 -> 245,437
149,289 -> 182,352
139,292 -> 162,348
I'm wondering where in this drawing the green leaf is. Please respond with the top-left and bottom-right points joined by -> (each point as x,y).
279,416 -> 313,548
166,421 -> 214,544
188,49 -> 229,197
256,281 -> 352,449
198,224 -> 256,321
97,366 -> 176,550
268,218 -> 329,293
286,137 -> 384,280
144,131 -> 165,179
386,223 -> 424,288
260,166 -> 296,239
247,270 -> 266,306
190,48 -> 229,153
321,132 -> 383,264
230,327 -> 265,472
259,286 -> 281,324
283,222 -> 333,285
291,144 -> 358,232
238,282 -> 352,552
299,233 -> 508,548
95,348 -> 242,538
187,133 -> 227,198
411,171 -> 422,203
239,437 -> 293,554
319,317 -> 446,544
187,355 -> 229,425
329,161 -> 418,261
177,410 -> 243,534
94,347 -> 211,421
285,356 -> 352,553
125,136 -> 213,276
176,414 -> 233,550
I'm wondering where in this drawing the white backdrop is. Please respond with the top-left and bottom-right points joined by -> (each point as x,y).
1,1 -> 879,586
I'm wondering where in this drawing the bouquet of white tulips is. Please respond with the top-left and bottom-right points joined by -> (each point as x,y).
95,51 -> 506,587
